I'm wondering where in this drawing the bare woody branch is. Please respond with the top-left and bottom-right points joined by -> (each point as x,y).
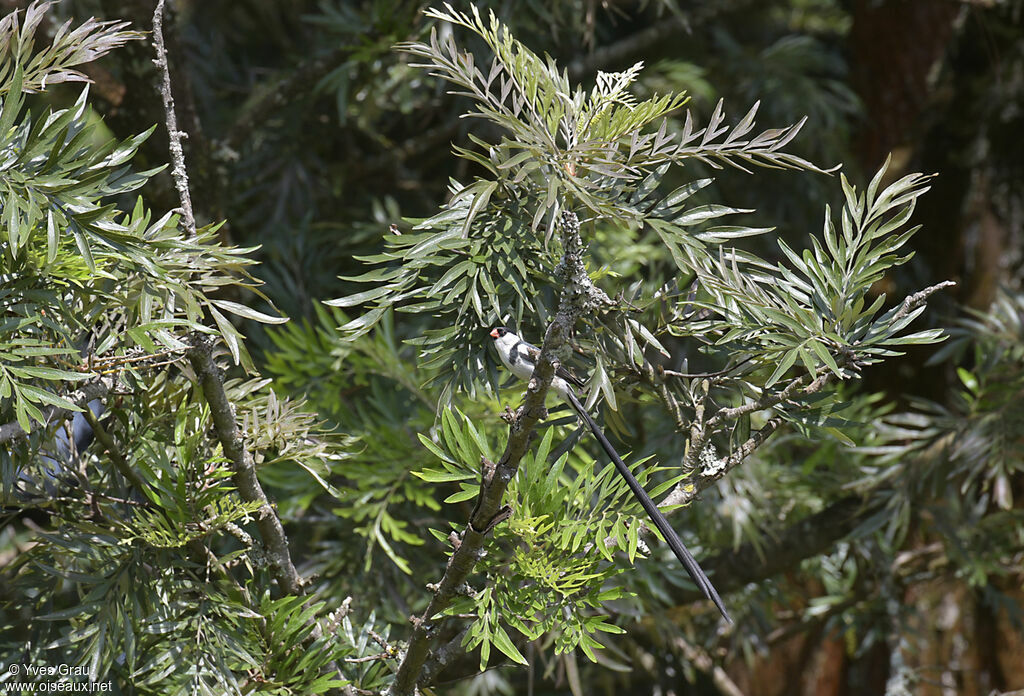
418,627 -> 470,687
667,415 -> 785,509
80,405 -> 147,492
152,6 -> 339,666
152,0 -> 195,237
600,281 -> 954,594
675,280 -> 956,501
706,371 -> 826,429
892,280 -> 956,323
185,336 -> 305,597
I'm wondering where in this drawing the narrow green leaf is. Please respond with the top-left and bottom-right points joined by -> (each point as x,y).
694,225 -> 773,243
0,62 -> 26,136
208,299 -> 288,324
7,365 -> 88,381
491,626 -> 529,665
208,306 -> 242,365
652,178 -> 714,214
443,486 -> 480,504
765,348 -> 798,387
42,209 -> 58,263
414,467 -> 472,483
462,180 -> 498,235
675,204 -> 751,226
808,339 -> 842,377
340,306 -> 387,338
18,384 -> 80,411
324,285 -> 392,308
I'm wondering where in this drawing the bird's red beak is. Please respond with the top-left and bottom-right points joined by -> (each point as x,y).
489,328 -> 500,338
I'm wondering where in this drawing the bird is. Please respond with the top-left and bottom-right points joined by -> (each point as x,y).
488,326 -> 731,622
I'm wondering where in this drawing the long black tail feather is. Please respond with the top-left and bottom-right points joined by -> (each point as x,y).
566,390 -> 731,622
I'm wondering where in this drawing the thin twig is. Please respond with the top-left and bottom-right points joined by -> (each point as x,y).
151,8 -> 344,679
892,281 -> 957,323
152,0 -> 196,236
80,406 -> 147,492
707,370 -> 830,429
660,354 -> 753,379
669,416 -> 785,508
671,372 -> 834,507
678,283 -> 955,497
345,653 -> 392,664
683,378 -> 709,476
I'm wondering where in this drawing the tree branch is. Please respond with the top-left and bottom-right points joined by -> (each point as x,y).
186,336 -> 305,597
418,627 -> 470,687
152,0 -> 195,236
670,369 -> 835,509
683,378 -> 710,476
390,210 -> 598,696
892,281 -> 957,323
80,405 -> 147,492
670,415 -> 786,509
666,284 -> 956,506
706,371 -> 828,429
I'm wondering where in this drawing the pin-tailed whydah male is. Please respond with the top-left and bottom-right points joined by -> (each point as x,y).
489,327 -> 730,622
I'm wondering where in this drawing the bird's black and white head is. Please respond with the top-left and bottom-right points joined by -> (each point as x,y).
488,326 -> 519,351
488,327 -> 530,377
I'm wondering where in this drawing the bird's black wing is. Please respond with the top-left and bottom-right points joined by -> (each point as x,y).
519,340 -> 585,389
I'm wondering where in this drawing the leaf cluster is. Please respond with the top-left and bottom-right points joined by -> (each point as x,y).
0,8 -> 377,692
690,160 -> 944,390
417,408 -> 702,665
337,4 -> 837,409
0,48 -> 286,431
0,1 -> 141,95
318,6 -> 958,682
264,307 -> 450,578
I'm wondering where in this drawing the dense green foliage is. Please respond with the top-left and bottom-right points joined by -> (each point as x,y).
0,4 -> 361,693
2,1 -> 1022,695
